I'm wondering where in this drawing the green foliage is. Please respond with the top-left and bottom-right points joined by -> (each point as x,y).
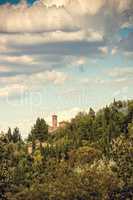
6,128 -> 12,142
12,127 -> 21,143
0,99 -> 133,200
111,135 -> 133,186
30,118 -> 48,142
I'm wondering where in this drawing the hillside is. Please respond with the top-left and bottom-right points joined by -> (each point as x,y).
0,99 -> 133,200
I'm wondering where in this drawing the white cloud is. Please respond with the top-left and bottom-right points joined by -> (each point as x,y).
44,0 -> 69,7
3,70 -> 67,86
65,0 -> 106,16
111,47 -> 118,55
0,70 -> 68,97
0,36 -> 9,52
75,58 -> 86,66
0,55 -> 37,64
124,52 -> 133,58
0,0 -> 132,34
0,0 -> 132,136
112,86 -> 129,99
71,56 -> 87,67
121,21 -> 133,29
0,0 -> 132,61
81,77 -> 105,85
0,29 -> 103,48
0,44 -> 7,52
30,29 -> 103,43
99,46 -> 108,54
81,66 -> 133,91
0,1 -> 77,33
0,65 -> 11,72
108,67 -> 133,78
45,70 -> 68,85
43,0 -> 106,15
0,84 -> 28,97
114,0 -> 133,12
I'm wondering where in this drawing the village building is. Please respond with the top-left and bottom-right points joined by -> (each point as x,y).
27,115 -> 68,154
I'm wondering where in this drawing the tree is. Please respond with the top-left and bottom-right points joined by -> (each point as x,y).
12,127 -> 21,143
0,136 -> 12,200
111,135 -> 133,186
31,118 -> 48,142
6,128 -> 12,142
104,106 -> 111,125
128,101 -> 133,123
89,108 -> 95,119
1,99 -> 133,200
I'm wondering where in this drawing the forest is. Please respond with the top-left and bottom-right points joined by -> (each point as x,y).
0,99 -> 133,200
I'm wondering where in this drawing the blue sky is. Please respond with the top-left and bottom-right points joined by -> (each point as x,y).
0,0 -> 35,5
0,0 -> 133,137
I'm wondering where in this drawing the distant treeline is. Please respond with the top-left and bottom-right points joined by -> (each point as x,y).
0,99 -> 133,200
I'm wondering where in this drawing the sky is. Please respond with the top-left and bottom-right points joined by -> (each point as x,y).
0,0 -> 133,137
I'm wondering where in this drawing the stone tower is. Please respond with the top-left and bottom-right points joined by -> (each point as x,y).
52,115 -> 57,128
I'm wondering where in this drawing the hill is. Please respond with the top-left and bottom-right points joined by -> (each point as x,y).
0,99 -> 133,200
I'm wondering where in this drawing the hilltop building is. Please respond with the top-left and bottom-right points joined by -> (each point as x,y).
27,115 -> 68,154
48,115 -> 68,133
48,114 -> 58,133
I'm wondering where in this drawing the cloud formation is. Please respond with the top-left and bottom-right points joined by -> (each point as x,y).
0,69 -> 68,97
0,0 -> 133,98
0,0 -> 132,34
0,55 -> 37,64
0,0 -> 132,57
0,0 -> 133,135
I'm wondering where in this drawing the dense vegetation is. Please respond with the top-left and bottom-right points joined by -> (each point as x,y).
0,99 -> 133,200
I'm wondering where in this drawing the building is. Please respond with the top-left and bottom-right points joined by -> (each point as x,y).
27,115 -> 68,154
27,140 -> 51,155
49,115 -> 68,133
48,114 -> 58,133
52,115 -> 58,128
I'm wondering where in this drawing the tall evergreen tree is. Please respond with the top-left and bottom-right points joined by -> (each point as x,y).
6,128 -> 12,142
12,127 -> 21,143
31,118 -> 48,142
89,108 -> 95,119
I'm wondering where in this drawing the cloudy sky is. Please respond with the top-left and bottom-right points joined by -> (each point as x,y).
0,0 -> 133,137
